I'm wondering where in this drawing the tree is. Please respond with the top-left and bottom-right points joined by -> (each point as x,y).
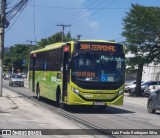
64,31 -> 75,42
37,32 -> 74,48
122,4 -> 160,96
8,44 -> 36,73
37,38 -> 49,49
3,52 -> 12,72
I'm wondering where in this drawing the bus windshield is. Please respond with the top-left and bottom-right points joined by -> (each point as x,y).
72,53 -> 125,83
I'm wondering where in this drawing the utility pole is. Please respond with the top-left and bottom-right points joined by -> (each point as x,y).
77,34 -> 82,40
57,24 -> 71,42
0,0 -> 6,97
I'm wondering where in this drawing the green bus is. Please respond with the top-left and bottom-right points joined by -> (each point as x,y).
29,40 -> 125,108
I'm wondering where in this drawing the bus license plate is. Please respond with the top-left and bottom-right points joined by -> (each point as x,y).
94,102 -> 105,105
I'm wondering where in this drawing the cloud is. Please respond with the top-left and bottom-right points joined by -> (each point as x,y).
89,21 -> 99,29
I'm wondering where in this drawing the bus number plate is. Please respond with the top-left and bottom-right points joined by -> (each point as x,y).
94,102 -> 105,105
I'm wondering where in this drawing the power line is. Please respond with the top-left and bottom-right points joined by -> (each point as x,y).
57,0 -> 98,24
27,4 -> 126,10
87,0 -> 117,18
28,0 -> 123,39
57,24 -> 71,42
58,0 -> 107,26
6,0 -> 29,23
47,0 -> 99,34
71,0 -> 117,25
5,0 -> 32,33
70,0 -> 107,24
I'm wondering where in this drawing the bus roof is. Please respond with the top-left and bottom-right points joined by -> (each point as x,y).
30,42 -> 65,54
30,40 -> 122,54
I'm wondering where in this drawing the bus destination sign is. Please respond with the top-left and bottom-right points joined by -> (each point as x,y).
79,43 -> 116,52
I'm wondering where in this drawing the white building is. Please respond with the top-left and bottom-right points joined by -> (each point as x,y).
126,52 -> 160,81
142,63 -> 160,81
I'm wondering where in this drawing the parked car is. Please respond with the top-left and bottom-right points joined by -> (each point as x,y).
126,81 -> 143,93
125,80 -> 136,92
9,74 -> 24,87
147,88 -> 160,113
129,81 -> 159,95
144,84 -> 160,96
3,73 -> 11,80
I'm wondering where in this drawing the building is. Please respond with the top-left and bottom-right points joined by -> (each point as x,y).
126,52 -> 160,81
142,63 -> 160,81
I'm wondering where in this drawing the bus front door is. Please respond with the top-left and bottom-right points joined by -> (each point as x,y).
32,56 -> 35,92
62,50 -> 70,102
62,52 -> 69,101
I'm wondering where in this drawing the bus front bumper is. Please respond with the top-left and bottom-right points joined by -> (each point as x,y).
66,91 -> 124,106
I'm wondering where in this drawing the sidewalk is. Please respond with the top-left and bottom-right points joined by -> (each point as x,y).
0,89 -> 18,113
0,79 -> 29,112
0,88 -> 99,138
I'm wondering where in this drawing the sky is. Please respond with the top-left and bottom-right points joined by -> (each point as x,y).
4,0 -> 160,47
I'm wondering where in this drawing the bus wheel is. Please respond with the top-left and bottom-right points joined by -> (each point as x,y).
36,85 -> 41,100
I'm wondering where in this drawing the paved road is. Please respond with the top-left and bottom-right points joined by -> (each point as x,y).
1,83 -> 99,138
2,80 -> 160,138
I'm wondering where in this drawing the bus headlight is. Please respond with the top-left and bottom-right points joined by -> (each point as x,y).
118,90 -> 124,96
71,87 -> 80,95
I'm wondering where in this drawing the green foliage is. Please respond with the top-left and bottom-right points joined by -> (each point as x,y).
37,32 -> 74,48
3,52 -> 12,72
122,4 -> 160,66
122,4 -> 160,96
3,44 -> 39,73
11,44 -> 30,72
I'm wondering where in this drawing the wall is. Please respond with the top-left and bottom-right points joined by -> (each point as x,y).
142,63 -> 160,81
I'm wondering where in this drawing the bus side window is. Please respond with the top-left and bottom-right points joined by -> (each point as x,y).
44,62 -> 47,70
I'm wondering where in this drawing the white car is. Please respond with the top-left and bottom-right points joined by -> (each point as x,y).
9,74 -> 24,87
125,80 -> 136,92
3,73 -> 11,80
